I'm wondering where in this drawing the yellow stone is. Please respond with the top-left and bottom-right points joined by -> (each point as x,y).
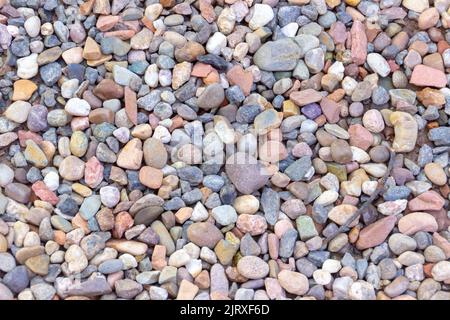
82,37 -> 102,60
72,183 -> 93,197
282,100 -> 300,117
105,60 -> 128,72
69,131 -> 88,157
345,0 -> 361,6
25,254 -> 49,276
131,124 -> 153,139
12,80 -> 37,101
326,0 -> 341,8
390,111 -> 418,153
86,54 -> 113,67
24,140 -> 48,168
225,231 -> 240,246
39,141 -> 55,164
0,234 -> 7,252
214,239 -> 239,265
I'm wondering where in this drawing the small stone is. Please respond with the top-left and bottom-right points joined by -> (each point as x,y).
237,256 -> 269,279
398,212 -> 439,236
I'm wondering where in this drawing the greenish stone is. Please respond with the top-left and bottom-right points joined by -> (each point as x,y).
79,195 -> 101,220
296,216 -> 318,241
214,239 -> 239,265
326,163 -> 347,182
50,215 -> 73,232
93,122 -> 116,142
389,89 -> 416,106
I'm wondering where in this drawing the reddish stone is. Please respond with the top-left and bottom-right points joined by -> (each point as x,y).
348,124 -> 373,151
356,215 -> 397,250
96,15 -> 120,32
31,181 -> 59,205
423,263 -> 434,278
192,62 -> 214,77
425,209 -> 450,232
18,130 -> 43,147
350,20 -> 367,65
93,79 -> 124,100
410,64 -> 448,88
320,97 -> 340,123
84,156 -> 104,189
433,232 -> 450,259
113,211 -> 134,239
408,191 -> 445,211
437,40 -> 450,54
124,86 -> 137,125
104,30 -> 136,40
152,244 -> 167,270
199,0 -> 216,23
388,59 -> 400,72
226,65 -> 253,96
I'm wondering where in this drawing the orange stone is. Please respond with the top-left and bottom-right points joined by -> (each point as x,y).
175,207 -> 193,224
54,230 -> 66,246
141,17 -> 156,32
226,65 -> 254,96
82,37 -> 102,60
104,30 -> 136,40
79,0 -> 95,15
96,15 -> 120,32
113,211 -> 134,239
12,79 -> 37,101
124,86 -> 137,125
152,244 -> 167,270
192,62 -> 214,77
139,166 -> 163,189
72,214 -> 90,234
160,0 -> 175,8
203,69 -> 220,84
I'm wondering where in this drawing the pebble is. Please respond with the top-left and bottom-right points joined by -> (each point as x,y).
237,256 -> 269,280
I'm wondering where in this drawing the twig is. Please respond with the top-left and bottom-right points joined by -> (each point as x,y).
324,150 -> 396,243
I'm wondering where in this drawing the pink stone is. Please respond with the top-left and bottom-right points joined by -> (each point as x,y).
350,20 -> 367,66
380,7 -> 407,20
0,23 -> 12,50
356,215 -> 397,250
410,64 -> 448,88
348,124 -> 373,151
342,195 -> 359,206
69,22 -> 86,43
84,156 -> 104,189
18,130 -> 43,147
268,233 -> 279,260
426,209 -> 449,232
71,117 -> 90,131
264,278 -> 285,300
274,219 -> 294,238
329,21 -> 347,44
320,97 -> 340,123
236,214 -> 267,236
398,212 -> 439,236
31,181 -> 59,205
292,142 -> 313,158
408,191 -> 445,211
